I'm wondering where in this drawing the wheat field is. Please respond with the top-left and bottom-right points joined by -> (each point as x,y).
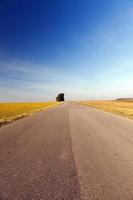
80,100 -> 133,120
0,102 -> 60,126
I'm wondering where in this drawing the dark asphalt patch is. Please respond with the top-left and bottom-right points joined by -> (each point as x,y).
0,104 -> 81,200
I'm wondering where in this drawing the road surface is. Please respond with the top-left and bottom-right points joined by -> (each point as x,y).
0,102 -> 133,200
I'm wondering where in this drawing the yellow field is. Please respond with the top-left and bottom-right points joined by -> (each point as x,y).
80,100 -> 133,120
0,102 -> 60,126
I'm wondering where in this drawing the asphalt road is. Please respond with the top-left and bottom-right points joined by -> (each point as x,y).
0,102 -> 133,200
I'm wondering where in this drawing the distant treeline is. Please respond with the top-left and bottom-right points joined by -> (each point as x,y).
116,98 -> 133,101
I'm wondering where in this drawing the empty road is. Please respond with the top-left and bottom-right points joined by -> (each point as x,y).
0,102 -> 133,200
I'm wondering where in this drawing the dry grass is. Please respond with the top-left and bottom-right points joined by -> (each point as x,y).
80,100 -> 133,120
0,102 -> 60,126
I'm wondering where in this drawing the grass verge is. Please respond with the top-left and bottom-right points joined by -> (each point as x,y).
80,100 -> 133,120
0,102 -> 61,127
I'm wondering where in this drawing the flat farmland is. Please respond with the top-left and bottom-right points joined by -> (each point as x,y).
0,102 -> 60,126
80,100 -> 133,120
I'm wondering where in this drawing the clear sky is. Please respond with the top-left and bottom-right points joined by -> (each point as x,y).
0,0 -> 133,101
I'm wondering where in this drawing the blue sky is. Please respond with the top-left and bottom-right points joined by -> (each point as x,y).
0,0 -> 133,101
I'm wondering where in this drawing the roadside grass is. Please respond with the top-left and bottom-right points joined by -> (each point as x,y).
80,100 -> 133,120
0,102 -> 61,126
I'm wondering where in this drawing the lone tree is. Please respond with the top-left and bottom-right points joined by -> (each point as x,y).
56,93 -> 65,102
